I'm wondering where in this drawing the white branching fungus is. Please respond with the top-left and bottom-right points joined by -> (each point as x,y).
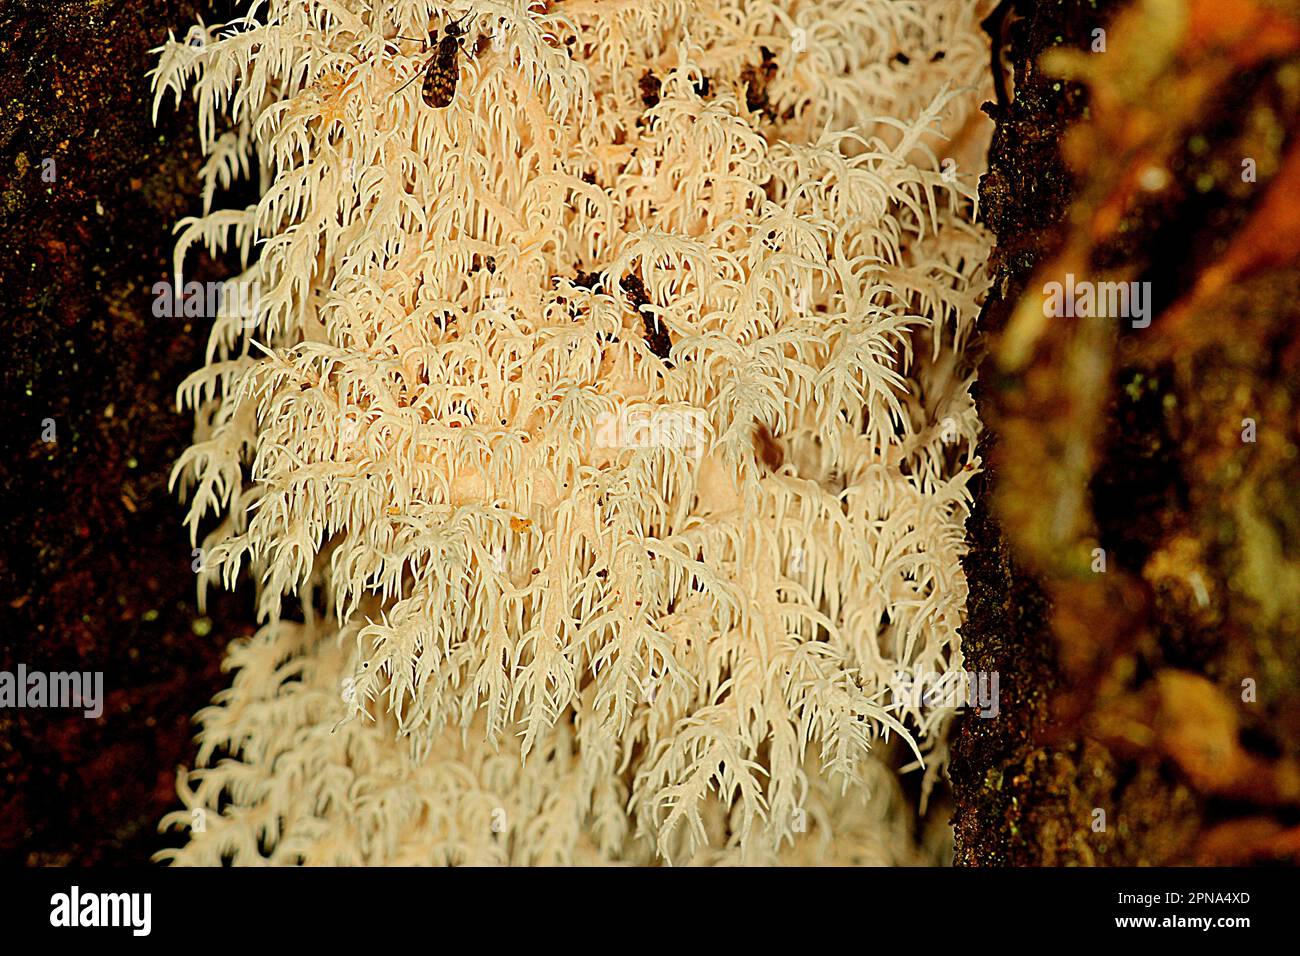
155,0 -> 992,864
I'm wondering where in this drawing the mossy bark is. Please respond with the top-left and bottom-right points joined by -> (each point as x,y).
954,0 -> 1300,865
0,0 -> 247,864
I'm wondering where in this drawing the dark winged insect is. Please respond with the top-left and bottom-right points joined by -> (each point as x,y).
395,11 -> 474,108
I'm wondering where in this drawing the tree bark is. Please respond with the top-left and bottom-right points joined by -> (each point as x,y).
954,0 -> 1300,865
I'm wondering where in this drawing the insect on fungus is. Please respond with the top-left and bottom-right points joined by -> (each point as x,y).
395,11 -> 474,108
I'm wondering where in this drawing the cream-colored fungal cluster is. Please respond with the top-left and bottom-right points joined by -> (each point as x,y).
154,0 -> 992,864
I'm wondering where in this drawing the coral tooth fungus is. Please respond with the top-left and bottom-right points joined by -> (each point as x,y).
154,0 -> 993,865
